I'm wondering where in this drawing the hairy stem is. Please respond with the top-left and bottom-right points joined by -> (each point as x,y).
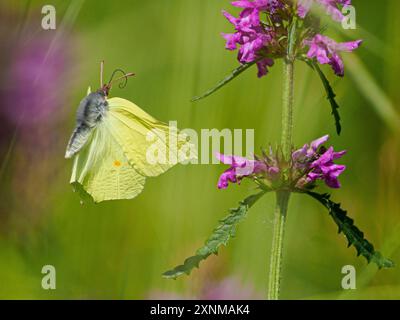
268,190 -> 290,300
281,60 -> 294,159
268,19 -> 296,300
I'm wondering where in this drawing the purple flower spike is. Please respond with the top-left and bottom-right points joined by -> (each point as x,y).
304,34 -> 362,76
221,1 -> 283,78
216,137 -> 345,191
220,1 -> 361,80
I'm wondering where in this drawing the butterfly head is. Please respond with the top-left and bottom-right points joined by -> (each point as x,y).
97,61 -> 135,97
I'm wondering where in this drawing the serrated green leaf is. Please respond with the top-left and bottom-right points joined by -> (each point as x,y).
191,62 -> 256,102
307,191 -> 394,269
163,191 -> 266,279
312,62 -> 342,135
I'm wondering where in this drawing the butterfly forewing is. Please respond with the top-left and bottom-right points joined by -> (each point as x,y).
106,97 -> 196,177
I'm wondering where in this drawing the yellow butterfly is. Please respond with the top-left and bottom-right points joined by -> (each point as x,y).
65,62 -> 195,203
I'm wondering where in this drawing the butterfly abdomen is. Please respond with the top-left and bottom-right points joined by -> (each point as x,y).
65,92 -> 108,159
65,124 -> 93,159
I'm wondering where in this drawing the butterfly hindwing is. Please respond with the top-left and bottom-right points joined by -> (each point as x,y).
70,120 -> 146,203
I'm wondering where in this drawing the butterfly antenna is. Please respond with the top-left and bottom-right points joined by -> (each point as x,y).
100,60 -> 104,87
107,69 -> 135,89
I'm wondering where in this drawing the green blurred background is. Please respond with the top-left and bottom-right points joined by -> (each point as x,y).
0,0 -> 399,299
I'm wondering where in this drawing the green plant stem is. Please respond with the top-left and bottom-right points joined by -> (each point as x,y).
267,61 -> 294,299
268,190 -> 290,300
268,19 -> 296,299
281,54 -> 295,161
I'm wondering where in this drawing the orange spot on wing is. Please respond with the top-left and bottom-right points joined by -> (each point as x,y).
113,160 -> 122,167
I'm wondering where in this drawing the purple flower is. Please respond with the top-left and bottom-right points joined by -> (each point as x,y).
232,0 -> 283,13
292,134 -> 329,163
222,8 -> 260,34
257,58 -> 275,77
304,34 -> 362,76
298,0 -> 352,22
216,153 -> 265,189
308,147 -> 346,188
216,153 -> 277,189
221,1 -> 283,78
298,0 -> 313,18
292,135 -> 346,189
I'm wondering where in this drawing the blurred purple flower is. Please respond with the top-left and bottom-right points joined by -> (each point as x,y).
304,34 -> 362,76
201,277 -> 263,300
148,277 -> 262,300
2,37 -> 68,126
0,10 -> 74,227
